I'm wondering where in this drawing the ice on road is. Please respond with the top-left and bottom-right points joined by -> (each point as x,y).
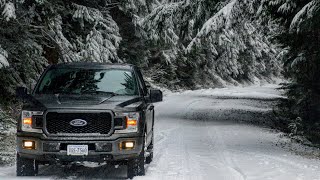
1,85 -> 320,180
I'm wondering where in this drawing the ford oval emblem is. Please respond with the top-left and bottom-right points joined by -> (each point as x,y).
70,119 -> 87,127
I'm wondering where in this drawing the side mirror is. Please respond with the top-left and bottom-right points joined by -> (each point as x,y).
16,87 -> 28,99
150,89 -> 163,103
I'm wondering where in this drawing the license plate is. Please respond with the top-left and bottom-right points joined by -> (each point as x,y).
67,145 -> 88,156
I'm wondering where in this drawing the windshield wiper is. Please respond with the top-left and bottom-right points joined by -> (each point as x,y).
95,91 -> 120,104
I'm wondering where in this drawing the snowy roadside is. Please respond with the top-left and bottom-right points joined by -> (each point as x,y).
179,84 -> 285,100
0,109 -> 16,166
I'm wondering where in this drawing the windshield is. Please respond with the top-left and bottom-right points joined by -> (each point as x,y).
35,68 -> 138,96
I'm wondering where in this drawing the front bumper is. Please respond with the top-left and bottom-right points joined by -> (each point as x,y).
17,136 -> 143,163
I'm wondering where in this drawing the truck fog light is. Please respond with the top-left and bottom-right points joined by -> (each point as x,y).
119,141 -> 135,150
23,140 -> 36,150
125,142 -> 134,148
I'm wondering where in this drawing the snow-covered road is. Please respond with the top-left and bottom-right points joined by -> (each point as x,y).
144,85 -> 320,180
1,85 -> 320,180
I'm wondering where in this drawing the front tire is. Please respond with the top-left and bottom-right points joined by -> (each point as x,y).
127,135 -> 146,179
16,154 -> 38,176
146,131 -> 154,164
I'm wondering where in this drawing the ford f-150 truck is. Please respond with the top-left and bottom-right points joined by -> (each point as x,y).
15,63 -> 163,178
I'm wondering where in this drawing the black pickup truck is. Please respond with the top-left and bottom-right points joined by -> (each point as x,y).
15,63 -> 162,178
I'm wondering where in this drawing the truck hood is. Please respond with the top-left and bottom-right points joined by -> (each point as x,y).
24,94 -> 144,111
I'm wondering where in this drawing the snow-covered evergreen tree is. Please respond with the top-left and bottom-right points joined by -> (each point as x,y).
130,0 -> 281,88
0,0 -> 16,21
0,0 -> 13,69
0,0 -> 123,104
186,0 -> 281,85
49,3 -> 122,63
0,0 -> 47,105
264,0 -> 320,140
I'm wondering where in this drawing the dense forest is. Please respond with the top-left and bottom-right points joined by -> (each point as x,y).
264,0 -> 320,142
0,0 -> 319,143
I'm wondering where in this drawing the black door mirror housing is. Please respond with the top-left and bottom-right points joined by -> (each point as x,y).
150,89 -> 163,103
16,87 -> 28,99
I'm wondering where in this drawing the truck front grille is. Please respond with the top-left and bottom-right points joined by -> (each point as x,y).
45,112 -> 112,135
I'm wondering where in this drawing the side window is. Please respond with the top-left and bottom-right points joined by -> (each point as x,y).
136,69 -> 148,95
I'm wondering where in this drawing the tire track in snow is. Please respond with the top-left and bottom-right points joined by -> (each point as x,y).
199,99 -> 247,180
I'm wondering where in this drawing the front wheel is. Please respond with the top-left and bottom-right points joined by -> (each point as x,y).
146,131 -> 154,164
127,135 -> 146,179
16,154 -> 38,176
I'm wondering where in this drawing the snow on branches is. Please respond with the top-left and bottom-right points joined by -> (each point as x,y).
290,0 -> 320,33
49,3 -> 122,63
0,45 -> 9,68
187,0 -> 238,52
72,3 -> 122,63
139,1 -> 181,46
185,0 -> 280,83
132,0 -> 281,86
49,15 -> 80,63
0,0 -> 16,21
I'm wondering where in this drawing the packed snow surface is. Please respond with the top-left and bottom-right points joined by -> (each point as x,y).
1,85 -> 320,180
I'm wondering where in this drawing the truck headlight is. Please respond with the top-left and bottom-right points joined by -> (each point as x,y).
21,111 -> 43,133
114,112 -> 139,133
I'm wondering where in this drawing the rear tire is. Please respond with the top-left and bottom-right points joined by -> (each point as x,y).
16,154 -> 38,176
